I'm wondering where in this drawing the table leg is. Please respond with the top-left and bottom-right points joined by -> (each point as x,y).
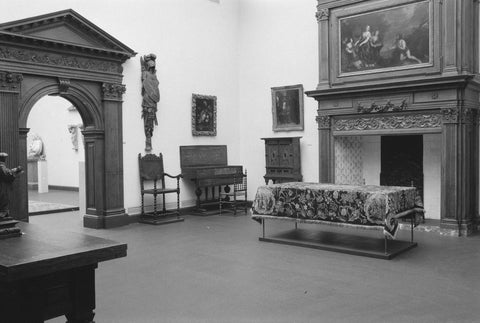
65,311 -> 95,323
195,187 -> 202,210
262,219 -> 265,238
411,213 -> 414,243
65,265 -> 97,323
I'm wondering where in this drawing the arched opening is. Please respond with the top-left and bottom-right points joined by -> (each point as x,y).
0,9 -> 136,228
26,95 -> 84,217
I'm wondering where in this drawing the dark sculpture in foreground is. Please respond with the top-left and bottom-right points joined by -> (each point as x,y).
0,152 -> 23,238
141,53 -> 160,151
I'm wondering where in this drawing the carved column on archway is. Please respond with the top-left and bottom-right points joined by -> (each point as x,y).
0,71 -> 24,221
316,114 -> 334,183
17,127 -> 29,222
440,106 -> 479,235
100,82 -> 128,228
82,128 -> 105,228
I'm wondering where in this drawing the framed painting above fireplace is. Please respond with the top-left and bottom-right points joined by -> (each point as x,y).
328,0 -> 440,86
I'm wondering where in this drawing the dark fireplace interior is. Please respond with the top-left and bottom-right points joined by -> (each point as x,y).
380,135 -> 424,199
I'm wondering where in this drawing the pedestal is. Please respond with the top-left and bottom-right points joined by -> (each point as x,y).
0,217 -> 22,239
37,159 -> 48,193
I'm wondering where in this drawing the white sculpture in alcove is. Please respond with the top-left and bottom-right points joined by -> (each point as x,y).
68,124 -> 84,151
27,133 -> 45,160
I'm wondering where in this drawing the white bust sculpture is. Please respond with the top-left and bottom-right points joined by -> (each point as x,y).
28,134 -> 45,159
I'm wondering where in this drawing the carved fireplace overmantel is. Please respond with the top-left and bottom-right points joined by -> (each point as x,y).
306,0 -> 480,235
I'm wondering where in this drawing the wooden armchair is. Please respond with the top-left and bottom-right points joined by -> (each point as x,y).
138,153 -> 184,225
219,170 -> 248,216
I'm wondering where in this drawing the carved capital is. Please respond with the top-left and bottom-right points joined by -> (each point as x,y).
316,7 -> 329,22
102,82 -> 126,101
441,108 -> 459,124
460,108 -> 477,124
0,72 -> 23,91
58,78 -> 70,93
316,115 -> 331,130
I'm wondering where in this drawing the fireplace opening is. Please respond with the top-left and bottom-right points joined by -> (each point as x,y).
380,135 -> 424,199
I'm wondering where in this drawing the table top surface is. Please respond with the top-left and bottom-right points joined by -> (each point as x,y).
0,222 -> 127,282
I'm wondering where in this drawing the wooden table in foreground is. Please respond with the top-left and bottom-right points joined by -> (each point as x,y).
0,222 -> 127,323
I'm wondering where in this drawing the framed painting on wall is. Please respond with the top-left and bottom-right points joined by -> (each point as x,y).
271,84 -> 304,132
192,93 -> 217,136
329,0 -> 439,85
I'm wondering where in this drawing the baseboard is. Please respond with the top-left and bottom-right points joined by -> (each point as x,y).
48,185 -> 79,192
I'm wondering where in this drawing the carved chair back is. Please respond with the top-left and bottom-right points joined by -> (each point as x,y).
138,153 -> 166,189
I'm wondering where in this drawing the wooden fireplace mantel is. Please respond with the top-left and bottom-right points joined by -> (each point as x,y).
307,0 -> 480,235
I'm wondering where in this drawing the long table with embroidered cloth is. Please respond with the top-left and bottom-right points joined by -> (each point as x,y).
251,182 -> 424,259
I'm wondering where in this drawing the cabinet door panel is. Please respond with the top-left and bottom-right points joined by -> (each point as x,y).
278,143 -> 293,167
265,141 -> 280,167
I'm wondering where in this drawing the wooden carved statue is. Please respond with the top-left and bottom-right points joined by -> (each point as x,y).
140,53 -> 160,152
0,152 -> 23,219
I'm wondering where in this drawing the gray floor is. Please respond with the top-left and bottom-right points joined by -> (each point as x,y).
28,189 -> 79,206
27,203 -> 480,323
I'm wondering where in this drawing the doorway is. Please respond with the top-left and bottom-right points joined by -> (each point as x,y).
0,10 -> 135,227
27,96 -> 83,215
380,135 -> 424,198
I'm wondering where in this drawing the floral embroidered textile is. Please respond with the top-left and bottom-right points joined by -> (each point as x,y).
252,182 -> 420,239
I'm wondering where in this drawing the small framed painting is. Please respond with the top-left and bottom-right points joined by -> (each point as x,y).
192,93 -> 217,136
271,84 -> 304,132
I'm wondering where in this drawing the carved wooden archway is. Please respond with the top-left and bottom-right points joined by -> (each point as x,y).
0,10 -> 136,228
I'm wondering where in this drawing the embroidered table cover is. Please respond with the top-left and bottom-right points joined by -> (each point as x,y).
252,182 -> 419,239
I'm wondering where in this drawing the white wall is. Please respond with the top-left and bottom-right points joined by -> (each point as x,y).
27,96 -> 84,188
1,0 -> 319,212
0,1 -> 446,219
0,0 -> 242,212
237,0 -> 319,195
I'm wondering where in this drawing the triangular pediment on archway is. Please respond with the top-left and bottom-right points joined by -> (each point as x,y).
0,9 -> 135,59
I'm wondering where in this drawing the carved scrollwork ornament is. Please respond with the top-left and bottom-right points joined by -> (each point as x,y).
333,114 -> 442,132
357,99 -> 408,114
102,82 -> 126,100
58,78 -> 70,93
0,46 -> 122,73
316,115 -> 331,129
441,108 -> 459,124
0,72 -> 23,91
316,7 -> 329,22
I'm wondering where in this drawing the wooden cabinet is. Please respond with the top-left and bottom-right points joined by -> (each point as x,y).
261,137 -> 302,184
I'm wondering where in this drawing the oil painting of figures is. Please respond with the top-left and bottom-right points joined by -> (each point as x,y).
340,1 -> 430,74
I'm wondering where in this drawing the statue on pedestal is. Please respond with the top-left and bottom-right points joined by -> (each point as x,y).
140,53 -> 160,152
0,152 -> 23,239
27,133 -> 45,160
